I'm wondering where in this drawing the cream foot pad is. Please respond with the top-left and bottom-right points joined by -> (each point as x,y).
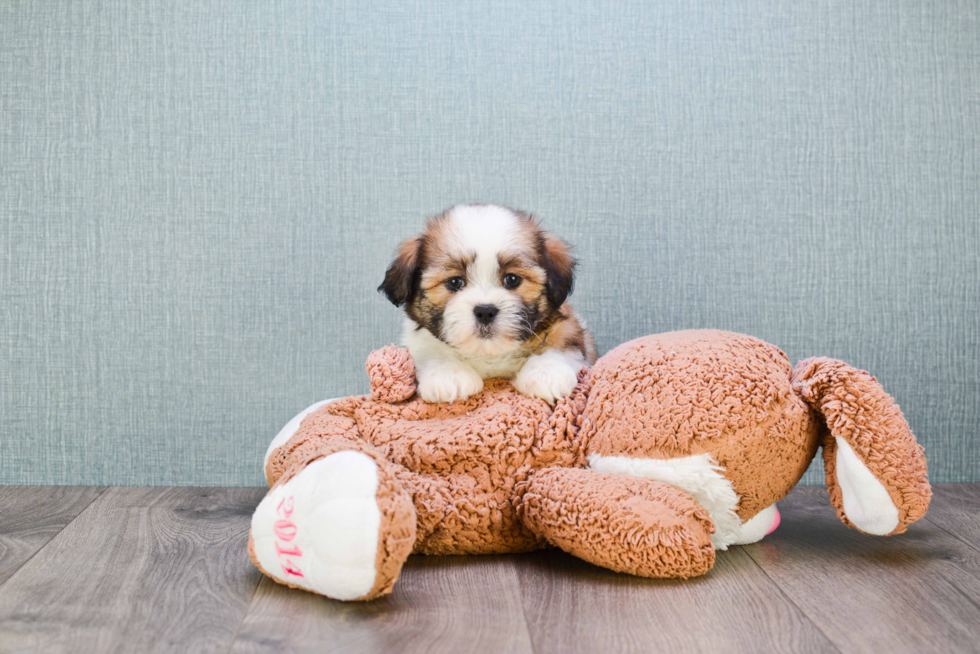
251,451 -> 382,600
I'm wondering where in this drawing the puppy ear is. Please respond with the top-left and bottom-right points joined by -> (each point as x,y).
378,236 -> 424,306
541,233 -> 576,308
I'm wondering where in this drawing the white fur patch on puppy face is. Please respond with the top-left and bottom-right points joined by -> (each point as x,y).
449,205 -> 522,256
438,206 -> 531,358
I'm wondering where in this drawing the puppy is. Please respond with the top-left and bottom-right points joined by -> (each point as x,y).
379,205 -> 597,404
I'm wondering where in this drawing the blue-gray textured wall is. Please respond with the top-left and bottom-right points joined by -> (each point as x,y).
2,1 -> 977,486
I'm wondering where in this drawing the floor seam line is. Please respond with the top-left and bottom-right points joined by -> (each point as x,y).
221,488 -> 268,654
919,516 -> 980,615
511,557 -> 538,654
922,514 -> 980,557
0,485 -> 110,593
223,575 -> 264,654
740,546 -> 844,653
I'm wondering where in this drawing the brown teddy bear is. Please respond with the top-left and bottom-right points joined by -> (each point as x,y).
249,330 -> 930,601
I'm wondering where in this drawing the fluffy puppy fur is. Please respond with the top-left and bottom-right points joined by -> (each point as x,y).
379,205 -> 597,403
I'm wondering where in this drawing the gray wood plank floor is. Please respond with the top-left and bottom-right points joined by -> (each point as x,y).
0,486 -> 105,587
0,484 -> 977,654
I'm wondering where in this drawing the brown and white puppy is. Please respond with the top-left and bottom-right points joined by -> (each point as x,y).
379,205 -> 596,403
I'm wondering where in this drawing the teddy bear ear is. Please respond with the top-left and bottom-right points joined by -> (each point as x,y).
824,436 -> 902,535
791,357 -> 931,536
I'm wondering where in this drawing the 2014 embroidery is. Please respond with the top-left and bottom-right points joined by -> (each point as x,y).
275,496 -> 304,578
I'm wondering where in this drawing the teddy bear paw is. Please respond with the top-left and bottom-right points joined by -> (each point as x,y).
249,451 -> 385,600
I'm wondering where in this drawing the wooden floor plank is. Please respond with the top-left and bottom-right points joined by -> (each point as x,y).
231,554 -> 535,654
515,545 -> 835,654
0,486 -> 106,587
0,487 -> 267,654
924,484 -> 980,554
1,484 -> 977,654
744,485 -> 980,654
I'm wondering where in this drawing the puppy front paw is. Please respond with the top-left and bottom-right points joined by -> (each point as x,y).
513,353 -> 581,404
417,364 -> 484,403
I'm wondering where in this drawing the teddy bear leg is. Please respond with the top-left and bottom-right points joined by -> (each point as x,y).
262,397 -> 343,477
519,467 -> 716,578
249,441 -> 417,601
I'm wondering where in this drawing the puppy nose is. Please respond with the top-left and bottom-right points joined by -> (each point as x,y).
473,304 -> 499,325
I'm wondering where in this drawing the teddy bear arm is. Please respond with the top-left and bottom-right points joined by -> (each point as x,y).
518,467 -> 716,578
792,357 -> 931,536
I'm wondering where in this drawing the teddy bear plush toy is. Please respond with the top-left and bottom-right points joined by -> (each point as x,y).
249,330 -> 930,601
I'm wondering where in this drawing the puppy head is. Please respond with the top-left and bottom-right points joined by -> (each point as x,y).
379,205 -> 575,358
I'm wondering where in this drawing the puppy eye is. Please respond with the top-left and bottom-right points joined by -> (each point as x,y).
446,276 -> 466,292
503,273 -> 522,289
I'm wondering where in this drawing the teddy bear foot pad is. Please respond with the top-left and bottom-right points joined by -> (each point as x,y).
249,451 -> 389,600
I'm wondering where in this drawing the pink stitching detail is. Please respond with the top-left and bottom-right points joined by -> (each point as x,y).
276,542 -> 303,557
272,495 -> 304,579
281,560 -> 304,578
276,496 -> 295,518
274,520 -> 298,541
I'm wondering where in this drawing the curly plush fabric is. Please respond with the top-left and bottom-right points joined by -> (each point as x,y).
366,345 -> 417,403
250,440 -> 417,598
252,329 -> 931,601
265,376 -> 589,556
519,468 -> 716,578
791,357 -> 931,535
581,331 -> 819,520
